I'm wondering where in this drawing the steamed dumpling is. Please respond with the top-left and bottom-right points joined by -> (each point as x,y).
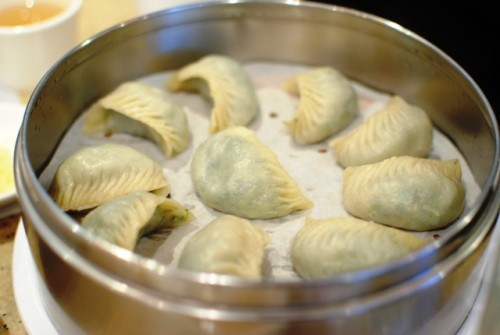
83,81 -> 190,157
191,127 -> 313,219
178,215 -> 270,279
49,143 -> 168,211
291,217 -> 426,278
166,55 -> 258,133
343,156 -> 465,231
283,67 -> 358,144
82,192 -> 194,250
330,96 -> 433,167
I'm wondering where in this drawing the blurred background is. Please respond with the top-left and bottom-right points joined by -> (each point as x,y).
317,0 -> 496,116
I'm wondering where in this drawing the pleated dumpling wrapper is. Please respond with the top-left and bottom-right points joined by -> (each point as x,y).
166,55 -> 258,133
330,96 -> 433,167
291,217 -> 426,278
192,127 -> 313,219
343,156 -> 465,231
83,81 -> 190,158
178,215 -> 270,279
283,67 -> 358,144
82,192 -> 194,250
49,143 -> 169,211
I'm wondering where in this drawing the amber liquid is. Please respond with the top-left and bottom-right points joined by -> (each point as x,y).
0,2 -> 64,27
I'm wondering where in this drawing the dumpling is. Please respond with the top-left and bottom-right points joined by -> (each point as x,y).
178,215 -> 270,279
191,126 -> 313,219
342,156 -> 465,231
83,81 -> 190,157
330,96 -> 433,167
291,217 -> 426,278
81,192 -> 194,250
166,55 -> 258,133
283,67 -> 358,144
49,143 -> 168,211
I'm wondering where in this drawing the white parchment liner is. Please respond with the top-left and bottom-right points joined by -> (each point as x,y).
39,62 -> 481,281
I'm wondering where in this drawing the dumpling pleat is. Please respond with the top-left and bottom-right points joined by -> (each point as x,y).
291,217 -> 426,278
342,156 -> 465,231
191,127 -> 313,219
178,215 -> 270,279
284,67 -> 358,144
81,192 -> 193,250
49,144 -> 169,211
83,82 -> 190,158
167,55 -> 258,133
330,96 -> 433,167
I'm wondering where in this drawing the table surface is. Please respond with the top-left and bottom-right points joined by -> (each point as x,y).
0,215 -> 25,335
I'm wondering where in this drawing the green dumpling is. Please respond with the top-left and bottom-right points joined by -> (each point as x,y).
83,81 -> 190,158
49,143 -> 169,211
291,216 -> 426,278
81,191 -> 194,250
191,126 -> 313,219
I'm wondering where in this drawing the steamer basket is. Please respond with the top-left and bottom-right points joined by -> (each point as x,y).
14,1 -> 499,334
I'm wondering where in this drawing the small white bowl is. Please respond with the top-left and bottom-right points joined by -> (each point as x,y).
0,0 -> 84,92
0,101 -> 25,208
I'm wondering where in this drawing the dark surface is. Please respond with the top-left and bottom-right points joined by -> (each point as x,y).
315,0 -> 497,117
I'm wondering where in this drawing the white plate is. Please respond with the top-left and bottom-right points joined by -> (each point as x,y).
12,222 -> 85,335
0,102 -> 25,208
12,222 -> 59,335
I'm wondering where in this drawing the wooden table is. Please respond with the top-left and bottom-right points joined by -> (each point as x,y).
0,214 -> 26,335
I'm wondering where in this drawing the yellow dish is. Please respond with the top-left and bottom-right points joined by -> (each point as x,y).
0,147 -> 14,193
0,102 -> 24,207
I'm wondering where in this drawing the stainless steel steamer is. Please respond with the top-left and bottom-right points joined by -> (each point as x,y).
14,1 -> 499,334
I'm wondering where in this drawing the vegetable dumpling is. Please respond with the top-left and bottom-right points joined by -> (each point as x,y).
166,55 -> 258,133
49,143 -> 168,211
343,156 -> 465,231
83,81 -> 190,157
82,192 -> 194,250
284,67 -> 358,144
330,96 -> 433,167
191,127 -> 313,219
291,217 -> 426,278
178,215 -> 270,279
